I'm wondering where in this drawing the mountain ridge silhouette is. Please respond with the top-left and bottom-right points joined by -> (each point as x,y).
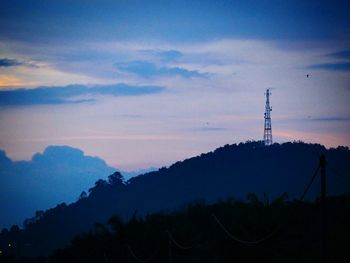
1,141 -> 349,257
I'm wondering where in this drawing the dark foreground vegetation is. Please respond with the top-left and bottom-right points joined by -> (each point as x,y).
2,194 -> 350,263
1,141 -> 349,261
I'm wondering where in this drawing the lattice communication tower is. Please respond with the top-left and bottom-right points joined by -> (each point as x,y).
264,89 -> 273,146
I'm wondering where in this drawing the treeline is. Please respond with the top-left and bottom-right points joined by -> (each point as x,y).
3,194 -> 350,263
1,141 -> 349,258
0,172 -> 126,259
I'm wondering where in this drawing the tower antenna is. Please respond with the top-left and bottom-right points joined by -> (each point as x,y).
264,89 -> 273,146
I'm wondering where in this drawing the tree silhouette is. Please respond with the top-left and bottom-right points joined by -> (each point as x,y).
107,171 -> 125,186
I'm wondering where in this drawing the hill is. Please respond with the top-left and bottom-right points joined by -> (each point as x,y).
1,141 -> 349,257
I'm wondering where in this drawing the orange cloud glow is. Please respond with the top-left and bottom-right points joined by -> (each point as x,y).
0,75 -> 37,88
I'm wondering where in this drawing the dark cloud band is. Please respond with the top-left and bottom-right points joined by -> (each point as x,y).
311,117 -> 350,122
326,50 -> 350,59
0,84 -> 164,106
0,58 -> 23,67
308,62 -> 350,71
115,60 -> 207,78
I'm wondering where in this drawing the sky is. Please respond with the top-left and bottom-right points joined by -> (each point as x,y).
0,0 -> 349,171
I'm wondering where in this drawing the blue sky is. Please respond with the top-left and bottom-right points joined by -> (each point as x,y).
1,0 -> 350,41
0,0 -> 349,170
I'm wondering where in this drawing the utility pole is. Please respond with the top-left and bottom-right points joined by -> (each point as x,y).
320,154 -> 327,263
263,89 -> 273,145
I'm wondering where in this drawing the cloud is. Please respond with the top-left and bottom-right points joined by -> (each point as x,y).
0,58 -> 23,67
0,145 -> 115,228
0,58 -> 42,69
115,60 -> 207,78
308,62 -> 350,71
193,127 -> 227,132
326,50 -> 350,59
0,75 -> 37,87
311,117 -> 350,122
0,84 -> 164,106
158,50 -> 183,61
139,50 -> 183,62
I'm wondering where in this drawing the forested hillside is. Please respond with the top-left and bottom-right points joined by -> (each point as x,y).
1,141 -> 349,258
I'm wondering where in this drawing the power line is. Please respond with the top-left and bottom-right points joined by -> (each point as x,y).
300,165 -> 320,201
212,163 -> 321,246
116,157 -> 341,259
212,214 -> 278,245
127,245 -> 158,263
127,230 -> 194,263
166,230 -> 193,250
305,146 -> 350,182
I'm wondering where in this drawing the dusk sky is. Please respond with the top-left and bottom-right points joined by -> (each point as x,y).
0,0 -> 349,171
